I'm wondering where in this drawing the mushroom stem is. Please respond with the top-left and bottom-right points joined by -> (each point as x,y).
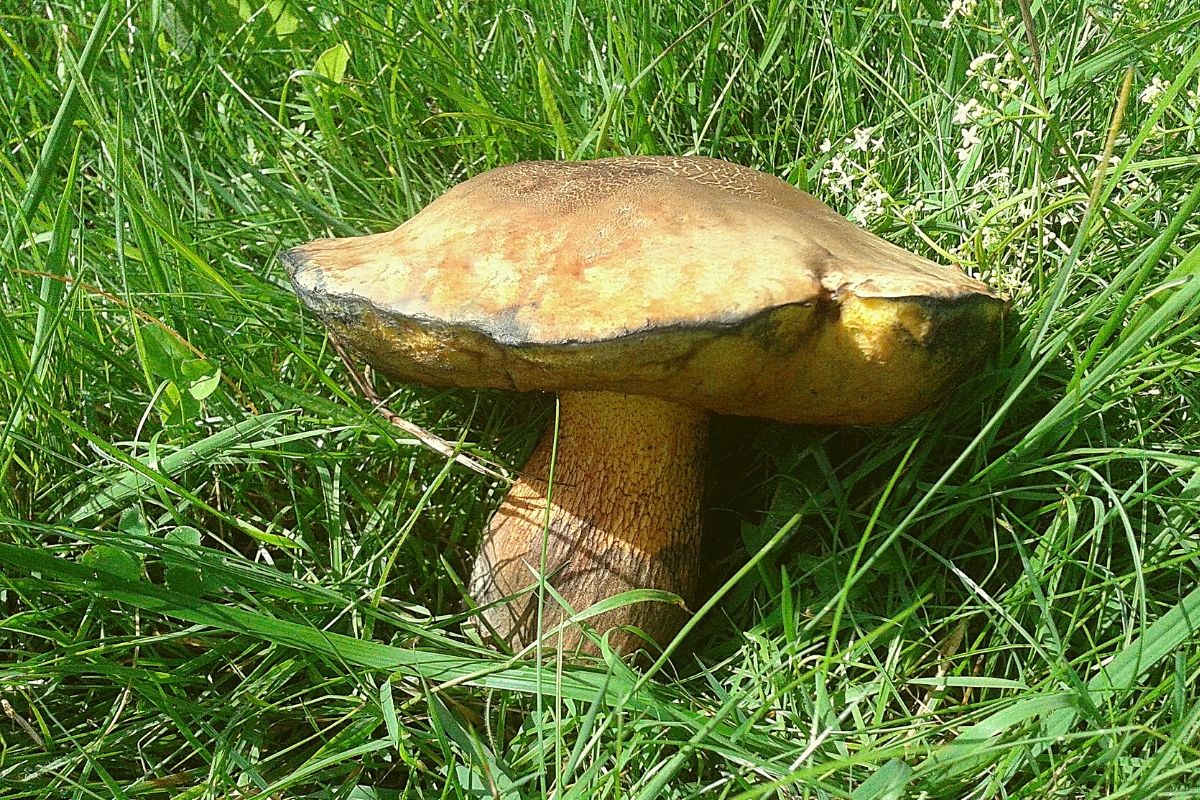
469,390 -> 709,654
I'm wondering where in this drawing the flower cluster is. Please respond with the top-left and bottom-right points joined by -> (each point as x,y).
809,32 -> 1189,305
1139,75 -> 1169,105
816,127 -> 893,223
946,48 -> 1035,163
941,0 -> 979,28
966,51 -> 1024,98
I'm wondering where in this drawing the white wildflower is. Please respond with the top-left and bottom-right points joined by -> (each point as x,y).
1140,76 -> 1168,105
850,126 -> 881,152
1001,77 -> 1025,94
1043,227 -> 1068,253
818,137 -> 834,153
956,125 -> 983,160
836,168 -> 857,194
822,154 -> 853,196
967,53 -> 997,78
941,0 -> 978,28
849,187 -> 889,222
953,98 -> 985,125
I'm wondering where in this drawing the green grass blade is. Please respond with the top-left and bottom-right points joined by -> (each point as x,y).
0,541 -> 651,707
7,3 -> 111,242
66,410 -> 297,525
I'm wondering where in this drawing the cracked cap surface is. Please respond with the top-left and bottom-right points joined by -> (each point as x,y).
283,156 -> 1004,425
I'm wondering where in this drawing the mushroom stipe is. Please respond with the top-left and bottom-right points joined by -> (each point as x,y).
284,156 -> 1003,655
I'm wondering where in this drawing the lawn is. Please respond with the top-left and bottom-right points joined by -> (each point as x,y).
2,1 -> 1200,797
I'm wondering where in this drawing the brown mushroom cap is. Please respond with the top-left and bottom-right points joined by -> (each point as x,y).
283,156 -> 1003,425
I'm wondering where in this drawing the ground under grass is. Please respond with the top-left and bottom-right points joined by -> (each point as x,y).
2,1 -> 1199,797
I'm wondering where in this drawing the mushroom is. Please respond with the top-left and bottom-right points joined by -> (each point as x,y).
282,156 -> 1003,654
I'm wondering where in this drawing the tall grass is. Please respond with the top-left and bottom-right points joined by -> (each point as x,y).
2,1 -> 1199,797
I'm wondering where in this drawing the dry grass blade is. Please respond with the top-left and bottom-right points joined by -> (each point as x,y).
329,334 -> 510,481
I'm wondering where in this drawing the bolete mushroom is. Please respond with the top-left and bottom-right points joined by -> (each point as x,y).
282,156 -> 1003,654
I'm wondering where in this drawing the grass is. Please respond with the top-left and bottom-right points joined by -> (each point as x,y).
2,0 -> 1199,797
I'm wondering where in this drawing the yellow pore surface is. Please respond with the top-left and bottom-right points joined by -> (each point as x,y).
319,290 -> 1002,425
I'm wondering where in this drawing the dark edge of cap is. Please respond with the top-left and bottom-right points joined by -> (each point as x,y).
303,287 -> 1004,351
278,247 -> 313,280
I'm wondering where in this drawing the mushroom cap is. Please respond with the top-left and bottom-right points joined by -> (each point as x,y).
283,156 -> 1003,425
